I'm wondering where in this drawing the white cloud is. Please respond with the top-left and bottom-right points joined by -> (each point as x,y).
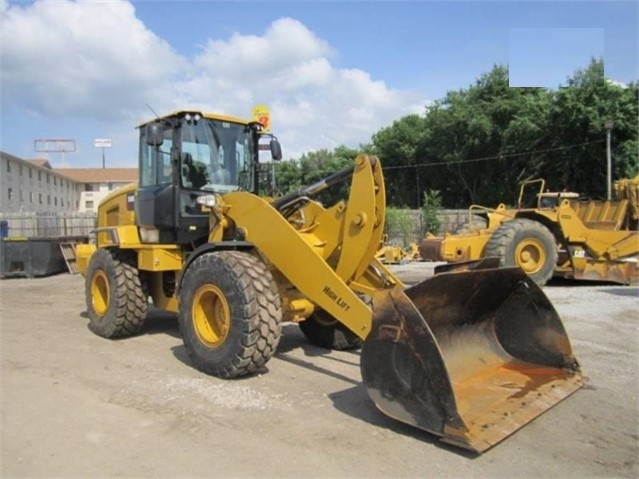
193,17 -> 333,79
1,1 -> 426,162
1,0 -> 186,120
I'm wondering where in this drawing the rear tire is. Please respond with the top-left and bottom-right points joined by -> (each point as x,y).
484,218 -> 557,286
299,309 -> 363,350
85,249 -> 148,338
178,251 -> 282,378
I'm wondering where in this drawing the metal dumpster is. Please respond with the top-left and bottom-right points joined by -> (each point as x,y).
0,236 -> 88,279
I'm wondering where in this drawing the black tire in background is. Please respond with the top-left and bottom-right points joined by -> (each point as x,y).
85,248 -> 148,338
178,251 -> 282,378
453,216 -> 488,234
484,218 -> 557,286
299,309 -> 363,351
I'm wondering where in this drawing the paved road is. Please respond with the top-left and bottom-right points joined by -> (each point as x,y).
1,266 -> 637,478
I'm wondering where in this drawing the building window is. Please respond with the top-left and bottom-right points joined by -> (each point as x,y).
30,192 -> 34,203
8,188 -> 13,200
47,195 -> 51,205
54,176 -> 57,186
86,200 -> 94,209
6,162 -> 11,173
19,164 -> 23,176
38,171 -> 42,181
29,169 -> 33,179
61,198 -> 64,207
46,174 -> 50,184
39,193 -> 43,204
85,184 -> 94,192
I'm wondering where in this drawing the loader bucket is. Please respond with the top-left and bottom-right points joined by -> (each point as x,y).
360,266 -> 585,453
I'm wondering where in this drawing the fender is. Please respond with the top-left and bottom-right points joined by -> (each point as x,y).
177,240 -> 254,294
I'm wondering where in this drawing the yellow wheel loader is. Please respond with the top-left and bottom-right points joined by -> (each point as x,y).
76,110 -> 585,453
421,178 -> 639,286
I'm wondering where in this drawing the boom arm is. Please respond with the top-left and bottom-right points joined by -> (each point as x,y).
222,154 -> 401,339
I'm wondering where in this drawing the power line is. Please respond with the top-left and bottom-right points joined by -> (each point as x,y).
381,139 -> 606,170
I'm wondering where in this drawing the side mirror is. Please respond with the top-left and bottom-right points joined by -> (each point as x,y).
145,122 -> 164,147
270,139 -> 282,161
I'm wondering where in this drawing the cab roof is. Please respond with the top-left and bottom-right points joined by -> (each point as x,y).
137,110 -> 250,128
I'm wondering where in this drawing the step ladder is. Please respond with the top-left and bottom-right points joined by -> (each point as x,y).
59,242 -> 79,274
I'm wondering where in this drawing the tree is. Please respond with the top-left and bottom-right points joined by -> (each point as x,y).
371,114 -> 426,208
545,58 -> 638,197
273,146 -> 360,206
371,59 -> 638,207
419,65 -> 556,207
385,207 -> 415,247
420,189 -> 443,235
275,59 -> 637,210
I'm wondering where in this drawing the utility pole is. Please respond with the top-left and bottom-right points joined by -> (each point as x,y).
605,120 -> 614,200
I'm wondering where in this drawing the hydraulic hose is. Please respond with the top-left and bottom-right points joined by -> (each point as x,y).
271,165 -> 355,212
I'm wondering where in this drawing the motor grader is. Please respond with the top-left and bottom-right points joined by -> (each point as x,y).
421,178 -> 639,286
76,110 -> 584,453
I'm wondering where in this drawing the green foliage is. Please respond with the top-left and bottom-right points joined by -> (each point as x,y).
273,159 -> 303,196
384,207 -> 415,247
371,58 -> 638,207
420,190 -> 443,235
273,58 -> 638,210
371,114 -> 427,208
543,58 -> 639,197
273,145 -> 358,206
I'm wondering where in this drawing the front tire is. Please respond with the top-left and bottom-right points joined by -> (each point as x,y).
85,249 -> 148,338
178,251 -> 282,378
299,309 -> 363,350
484,218 -> 557,286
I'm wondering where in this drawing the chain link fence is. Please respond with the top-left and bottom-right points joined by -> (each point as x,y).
0,209 -> 470,243
0,211 -> 97,239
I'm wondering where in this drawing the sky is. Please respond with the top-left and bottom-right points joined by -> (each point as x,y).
0,0 -> 637,169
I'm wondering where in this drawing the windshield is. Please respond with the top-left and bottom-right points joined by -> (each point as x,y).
180,118 -> 253,193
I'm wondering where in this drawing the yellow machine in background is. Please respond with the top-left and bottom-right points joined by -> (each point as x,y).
76,111 -> 585,453
421,177 -> 639,285
375,236 -> 420,264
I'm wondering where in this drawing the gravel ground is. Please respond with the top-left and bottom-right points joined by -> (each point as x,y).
1,263 -> 637,478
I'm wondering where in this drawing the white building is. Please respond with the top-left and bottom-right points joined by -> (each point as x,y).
0,151 -> 137,213
58,167 -> 137,213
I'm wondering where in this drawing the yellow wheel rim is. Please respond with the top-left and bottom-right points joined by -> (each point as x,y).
514,239 -> 546,274
192,284 -> 230,348
91,270 -> 110,317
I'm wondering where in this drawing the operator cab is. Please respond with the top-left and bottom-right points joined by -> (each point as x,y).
136,110 -> 281,245
538,191 -> 580,208
518,178 -> 580,209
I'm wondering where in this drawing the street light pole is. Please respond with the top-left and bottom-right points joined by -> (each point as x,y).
604,120 -> 614,200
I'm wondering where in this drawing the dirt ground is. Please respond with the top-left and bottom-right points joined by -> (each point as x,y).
1,263 -> 637,478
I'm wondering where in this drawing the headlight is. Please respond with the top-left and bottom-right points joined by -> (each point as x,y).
139,226 -> 160,243
196,194 -> 219,208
